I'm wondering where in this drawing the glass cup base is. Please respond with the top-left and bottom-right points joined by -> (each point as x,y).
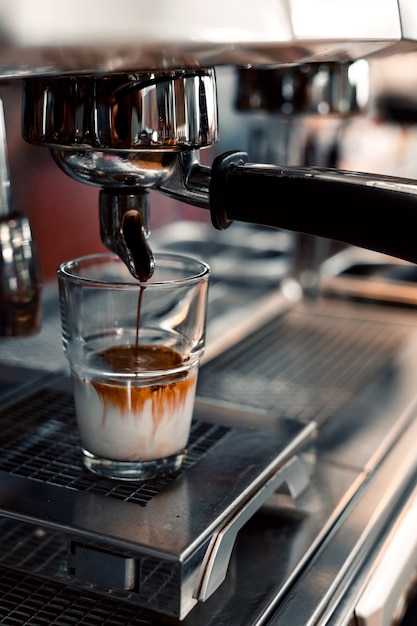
82,448 -> 186,481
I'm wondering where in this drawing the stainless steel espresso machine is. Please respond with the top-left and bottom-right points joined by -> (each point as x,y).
4,2 -> 417,624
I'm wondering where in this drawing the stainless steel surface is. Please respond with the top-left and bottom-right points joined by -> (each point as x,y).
0,97 -> 41,337
0,281 -> 68,372
268,393 -> 417,626
235,61 -> 370,115
354,485 -> 417,626
322,247 -> 417,307
23,71 -> 218,151
0,0 -> 417,77
0,2 -> 417,623
0,98 -> 10,218
0,454 -> 360,625
0,377 -> 315,620
2,280 -> 417,622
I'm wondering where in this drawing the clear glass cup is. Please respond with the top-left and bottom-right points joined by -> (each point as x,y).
57,252 -> 210,481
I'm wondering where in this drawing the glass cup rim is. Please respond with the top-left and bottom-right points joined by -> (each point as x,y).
57,251 -> 210,288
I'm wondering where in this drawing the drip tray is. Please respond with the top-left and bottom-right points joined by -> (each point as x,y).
0,381 -> 314,620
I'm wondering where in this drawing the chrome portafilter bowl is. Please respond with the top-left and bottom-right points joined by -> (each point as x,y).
22,69 -> 218,184
22,69 -> 218,153
22,69 -> 218,280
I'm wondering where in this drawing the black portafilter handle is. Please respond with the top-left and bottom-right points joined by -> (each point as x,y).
209,151 -> 417,265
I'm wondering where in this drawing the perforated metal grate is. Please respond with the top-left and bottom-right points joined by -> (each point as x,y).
0,388 -> 230,504
0,303 -> 410,623
0,566 -> 162,625
0,391 -> 231,618
0,519 -> 67,580
0,514 -> 195,617
198,307 -> 409,423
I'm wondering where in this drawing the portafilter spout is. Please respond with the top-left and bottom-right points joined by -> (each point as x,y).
0,98 -> 41,337
99,189 -> 154,282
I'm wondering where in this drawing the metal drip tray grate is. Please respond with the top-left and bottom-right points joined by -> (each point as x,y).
0,517 -> 183,623
198,303 -> 410,423
0,381 -> 313,619
0,566 -> 161,625
0,387 -> 229,503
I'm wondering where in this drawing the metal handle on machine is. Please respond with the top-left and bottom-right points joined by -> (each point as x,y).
0,98 -> 11,218
355,486 -> 417,626
209,151 -> 417,265
196,454 -> 310,602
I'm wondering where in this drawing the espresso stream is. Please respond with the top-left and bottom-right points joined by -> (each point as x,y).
98,285 -> 183,373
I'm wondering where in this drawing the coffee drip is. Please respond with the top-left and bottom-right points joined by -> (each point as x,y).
96,195 -> 173,375
97,285 -> 184,377
96,228 -> 185,378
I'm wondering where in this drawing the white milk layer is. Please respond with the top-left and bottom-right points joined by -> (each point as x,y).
72,366 -> 198,462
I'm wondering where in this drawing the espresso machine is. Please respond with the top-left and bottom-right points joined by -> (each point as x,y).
4,2 -> 417,624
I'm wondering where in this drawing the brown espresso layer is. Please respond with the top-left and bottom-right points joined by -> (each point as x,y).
91,344 -> 194,425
